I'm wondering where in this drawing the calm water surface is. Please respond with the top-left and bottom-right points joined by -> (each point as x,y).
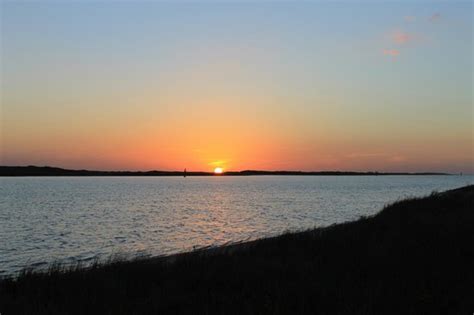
1,175 -> 472,275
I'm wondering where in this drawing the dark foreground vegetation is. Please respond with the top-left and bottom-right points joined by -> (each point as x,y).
1,186 -> 473,315
0,165 -> 448,176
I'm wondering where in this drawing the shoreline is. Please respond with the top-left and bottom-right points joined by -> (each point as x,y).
1,185 -> 473,314
0,165 -> 452,176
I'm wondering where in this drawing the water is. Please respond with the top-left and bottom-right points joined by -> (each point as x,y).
0,175 -> 472,276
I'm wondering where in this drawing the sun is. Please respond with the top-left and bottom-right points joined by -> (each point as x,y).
214,167 -> 223,174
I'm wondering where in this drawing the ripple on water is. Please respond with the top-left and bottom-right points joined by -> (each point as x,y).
0,175 -> 472,275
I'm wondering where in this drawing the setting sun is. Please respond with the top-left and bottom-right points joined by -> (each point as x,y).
214,167 -> 223,174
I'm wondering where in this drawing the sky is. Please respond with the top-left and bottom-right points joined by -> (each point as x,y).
1,1 -> 472,173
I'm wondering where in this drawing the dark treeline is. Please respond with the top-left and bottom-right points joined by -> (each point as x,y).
1,186 -> 473,314
0,166 -> 448,176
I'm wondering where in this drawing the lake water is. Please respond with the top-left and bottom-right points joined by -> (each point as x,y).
0,175 -> 472,276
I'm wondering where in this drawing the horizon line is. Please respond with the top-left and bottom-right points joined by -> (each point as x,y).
0,165 -> 461,176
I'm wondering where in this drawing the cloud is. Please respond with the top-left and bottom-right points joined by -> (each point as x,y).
377,13 -> 439,59
383,49 -> 400,57
429,13 -> 441,23
391,30 -> 416,45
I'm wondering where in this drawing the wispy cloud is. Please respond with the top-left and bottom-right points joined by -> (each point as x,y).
379,13 -> 442,58
429,13 -> 441,23
391,30 -> 417,45
383,49 -> 400,57
381,29 -> 420,57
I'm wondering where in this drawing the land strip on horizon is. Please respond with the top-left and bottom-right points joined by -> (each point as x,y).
0,166 -> 450,176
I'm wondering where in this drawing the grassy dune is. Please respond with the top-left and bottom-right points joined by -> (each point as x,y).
1,186 -> 473,314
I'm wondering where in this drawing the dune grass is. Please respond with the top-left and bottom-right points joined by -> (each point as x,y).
1,186 -> 473,315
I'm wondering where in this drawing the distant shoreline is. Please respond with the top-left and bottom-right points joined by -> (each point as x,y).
0,166 -> 451,176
